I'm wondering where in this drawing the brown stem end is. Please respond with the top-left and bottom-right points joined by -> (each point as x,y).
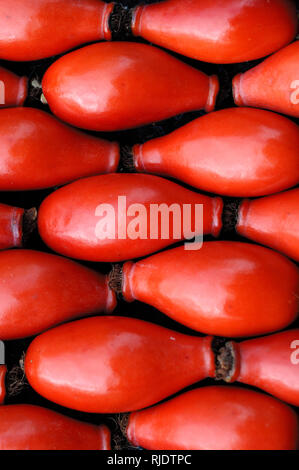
22,207 -> 37,244
119,145 -> 136,173
222,198 -> 241,233
108,264 -> 124,298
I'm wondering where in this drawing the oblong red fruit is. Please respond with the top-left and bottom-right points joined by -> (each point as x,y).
233,41 -> 299,118
131,0 -> 297,64
0,249 -> 116,340
0,107 -> 119,191
38,173 -> 223,262
121,241 -> 299,337
0,67 -> 27,107
131,108 -> 299,197
221,329 -> 299,407
127,386 -> 299,450
0,404 -> 111,450
25,316 -> 215,413
0,0 -> 114,61
237,187 -> 299,261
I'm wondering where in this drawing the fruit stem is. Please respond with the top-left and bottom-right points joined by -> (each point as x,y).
222,198 -> 242,233
119,145 -> 136,172
109,3 -> 133,40
108,264 -> 124,298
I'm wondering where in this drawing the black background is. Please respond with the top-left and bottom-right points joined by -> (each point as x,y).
0,0 -> 299,452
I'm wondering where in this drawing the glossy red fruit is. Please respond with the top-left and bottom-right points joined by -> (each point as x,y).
0,0 -> 114,61
38,173 -> 223,262
0,366 -> 6,405
121,242 -> 299,337
25,316 -> 215,413
0,108 -> 119,190
0,67 -> 27,107
236,188 -> 299,261
0,249 -> 116,340
0,203 -> 27,250
233,41 -> 299,118
131,108 -> 299,197
132,0 -> 297,64
220,329 -> 299,407
0,405 -> 110,450
127,386 -> 299,450
42,42 -> 219,131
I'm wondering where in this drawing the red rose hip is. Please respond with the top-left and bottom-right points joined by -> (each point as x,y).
0,67 -> 27,107
0,249 -> 116,340
131,0 -> 297,64
233,41 -> 299,118
119,241 -> 299,337
0,108 -> 119,191
130,108 -> 299,197
42,42 -> 219,131
38,173 -> 223,262
236,188 -> 299,261
0,0 -> 114,61
127,386 -> 299,450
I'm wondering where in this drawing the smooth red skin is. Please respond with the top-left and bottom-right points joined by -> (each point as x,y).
0,366 -> 6,405
122,241 -> 299,337
237,188 -> 299,262
133,108 -> 299,197
0,249 -> 116,340
0,108 -> 119,191
42,42 -> 219,131
0,0 -> 114,61
232,329 -> 299,407
38,173 -> 223,262
25,316 -> 215,413
132,0 -> 297,64
233,41 -> 299,118
0,203 -> 24,249
127,386 -> 299,450
0,405 -> 111,450
0,67 -> 27,107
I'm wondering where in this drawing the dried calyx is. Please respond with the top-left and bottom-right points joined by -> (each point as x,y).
22,207 -> 38,244
213,338 -> 239,382
119,145 -> 136,173
109,4 -> 133,40
108,264 -> 124,298
6,352 -> 29,398
222,198 -> 242,233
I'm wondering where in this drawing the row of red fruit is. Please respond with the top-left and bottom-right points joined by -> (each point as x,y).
0,107 -> 298,198
1,174 -> 298,261
2,38 -> 299,127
